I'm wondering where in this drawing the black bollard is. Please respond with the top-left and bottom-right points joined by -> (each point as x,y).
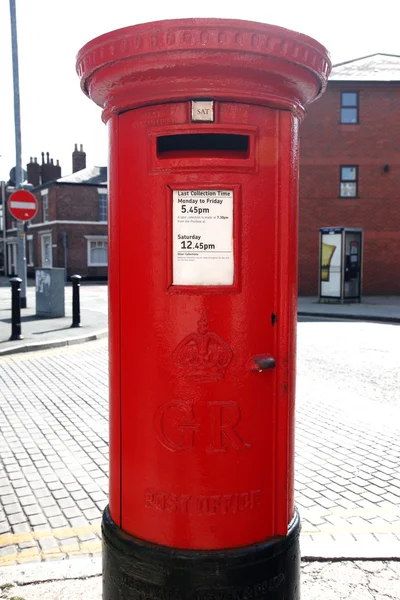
9,277 -> 23,341
71,274 -> 82,328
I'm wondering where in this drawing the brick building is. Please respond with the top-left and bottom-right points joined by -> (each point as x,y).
299,54 -> 400,295
4,146 -> 108,280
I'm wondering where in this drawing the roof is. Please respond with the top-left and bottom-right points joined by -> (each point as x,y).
330,53 -> 400,82
57,166 -> 107,185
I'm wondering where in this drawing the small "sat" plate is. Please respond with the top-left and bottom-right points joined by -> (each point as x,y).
191,100 -> 214,122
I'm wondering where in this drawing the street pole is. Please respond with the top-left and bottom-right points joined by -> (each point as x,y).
62,232 -> 68,282
1,181 -> 7,275
9,0 -> 27,308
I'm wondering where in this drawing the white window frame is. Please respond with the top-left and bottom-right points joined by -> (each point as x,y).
40,231 -> 53,267
7,240 -> 18,275
340,165 -> 358,198
41,188 -> 49,222
85,235 -> 108,267
97,188 -> 108,223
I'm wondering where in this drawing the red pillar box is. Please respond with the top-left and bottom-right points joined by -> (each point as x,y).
77,19 -> 330,599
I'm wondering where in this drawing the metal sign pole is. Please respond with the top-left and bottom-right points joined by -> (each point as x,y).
62,232 -> 68,282
1,181 -> 7,275
9,0 -> 27,308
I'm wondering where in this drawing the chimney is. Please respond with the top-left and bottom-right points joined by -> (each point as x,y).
27,157 -> 40,187
54,159 -> 62,180
40,151 -> 61,184
72,143 -> 86,173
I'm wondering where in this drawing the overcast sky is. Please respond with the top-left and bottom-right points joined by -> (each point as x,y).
0,0 -> 398,182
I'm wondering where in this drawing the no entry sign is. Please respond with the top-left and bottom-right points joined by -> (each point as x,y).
8,189 -> 38,222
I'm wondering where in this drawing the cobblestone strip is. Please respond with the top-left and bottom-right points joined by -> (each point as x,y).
0,524 -> 101,566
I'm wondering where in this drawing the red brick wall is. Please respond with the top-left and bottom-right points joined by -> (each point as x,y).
54,184 -> 103,221
31,223 -> 107,279
28,184 -> 105,223
299,82 -> 400,295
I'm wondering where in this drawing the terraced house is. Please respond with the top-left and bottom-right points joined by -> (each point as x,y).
3,145 -> 108,280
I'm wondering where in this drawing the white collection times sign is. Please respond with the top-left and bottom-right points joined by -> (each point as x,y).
172,189 -> 234,286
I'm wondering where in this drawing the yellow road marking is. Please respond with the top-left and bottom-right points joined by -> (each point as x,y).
1,521 -> 399,565
33,552 -> 64,561
1,510 -> 399,565
17,548 -> 40,558
0,523 -> 101,548
0,540 -> 103,566
17,554 -> 40,564
60,543 -> 81,554
0,555 -> 18,567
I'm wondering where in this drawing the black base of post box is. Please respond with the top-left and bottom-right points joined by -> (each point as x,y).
102,506 -> 301,600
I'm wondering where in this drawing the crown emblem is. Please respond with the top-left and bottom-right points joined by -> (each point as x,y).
174,317 -> 233,382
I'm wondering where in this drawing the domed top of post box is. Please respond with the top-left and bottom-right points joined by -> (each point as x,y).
76,18 -> 331,122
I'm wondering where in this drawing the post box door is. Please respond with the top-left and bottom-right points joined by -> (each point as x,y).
113,100 -> 297,550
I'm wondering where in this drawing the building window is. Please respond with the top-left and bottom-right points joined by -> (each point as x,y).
7,242 -> 18,276
41,233 -> 53,267
87,238 -> 108,266
41,189 -> 49,222
98,189 -> 108,222
340,166 -> 358,197
341,92 -> 358,124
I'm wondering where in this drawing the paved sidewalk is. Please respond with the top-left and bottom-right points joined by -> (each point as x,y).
0,558 -> 399,599
0,283 -> 108,356
1,289 -> 399,572
299,296 -> 400,322
0,322 -> 399,566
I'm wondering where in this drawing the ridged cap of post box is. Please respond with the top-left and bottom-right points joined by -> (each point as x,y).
76,18 -> 331,122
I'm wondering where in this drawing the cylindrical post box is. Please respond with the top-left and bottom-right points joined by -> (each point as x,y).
77,19 -> 330,599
